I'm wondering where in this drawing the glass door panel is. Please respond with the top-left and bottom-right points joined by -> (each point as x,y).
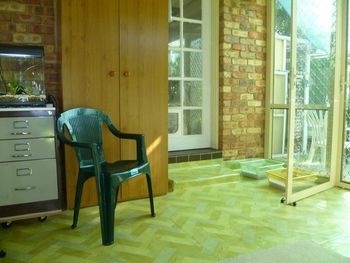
291,0 -> 336,195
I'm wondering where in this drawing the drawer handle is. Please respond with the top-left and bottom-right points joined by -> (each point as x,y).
11,132 -> 32,136
14,186 -> 36,191
14,143 -> 31,152
16,168 -> 32,176
13,120 -> 29,129
12,154 -> 32,158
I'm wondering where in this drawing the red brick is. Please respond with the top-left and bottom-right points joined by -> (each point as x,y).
0,33 -> 11,41
248,31 -> 265,40
15,14 -> 41,24
0,14 -> 11,21
0,22 -> 9,32
234,15 -> 249,23
232,43 -> 248,51
27,5 -> 44,15
43,0 -> 54,6
21,0 -> 42,4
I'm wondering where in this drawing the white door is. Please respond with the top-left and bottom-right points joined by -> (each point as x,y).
168,0 -> 212,151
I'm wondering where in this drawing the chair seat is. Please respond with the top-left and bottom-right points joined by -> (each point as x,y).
102,160 -> 148,174
82,160 -> 150,178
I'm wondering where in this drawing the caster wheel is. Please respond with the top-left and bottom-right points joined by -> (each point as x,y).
38,216 -> 47,222
0,249 -> 5,258
292,202 -> 297,206
280,197 -> 286,204
1,222 -> 12,229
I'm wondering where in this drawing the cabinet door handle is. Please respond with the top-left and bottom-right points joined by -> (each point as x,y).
123,71 -> 130,77
11,132 -> 32,136
14,186 -> 36,191
12,154 -> 32,158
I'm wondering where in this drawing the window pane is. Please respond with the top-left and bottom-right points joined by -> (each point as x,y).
171,0 -> 180,18
169,80 -> 181,107
168,113 -> 179,134
273,73 -> 288,104
296,0 -> 335,106
184,81 -> 201,106
274,0 -> 291,104
184,109 -> 202,135
169,50 -> 181,77
183,22 -> 201,49
169,21 -> 180,47
183,0 -> 201,20
184,51 -> 202,77
271,109 -> 288,161
275,0 -> 291,36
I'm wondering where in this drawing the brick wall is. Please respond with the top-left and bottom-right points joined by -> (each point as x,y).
219,0 -> 266,160
0,0 -> 61,108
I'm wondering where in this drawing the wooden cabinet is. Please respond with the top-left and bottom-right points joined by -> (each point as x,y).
0,108 -> 63,222
61,0 -> 168,208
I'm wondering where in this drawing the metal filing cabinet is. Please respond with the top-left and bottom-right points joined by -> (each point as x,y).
0,107 -> 63,226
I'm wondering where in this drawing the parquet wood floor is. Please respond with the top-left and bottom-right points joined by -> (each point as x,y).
1,159 -> 350,262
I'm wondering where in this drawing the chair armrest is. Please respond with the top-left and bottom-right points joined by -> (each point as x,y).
58,134 -> 102,182
107,123 -> 148,163
57,132 -> 94,149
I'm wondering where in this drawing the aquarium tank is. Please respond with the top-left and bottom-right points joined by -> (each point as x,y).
0,44 -> 46,107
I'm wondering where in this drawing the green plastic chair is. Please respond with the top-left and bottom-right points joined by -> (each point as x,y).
56,108 -> 155,246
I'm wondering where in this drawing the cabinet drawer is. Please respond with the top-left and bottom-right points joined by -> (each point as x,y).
0,138 -> 55,162
0,159 -> 58,206
0,116 -> 55,139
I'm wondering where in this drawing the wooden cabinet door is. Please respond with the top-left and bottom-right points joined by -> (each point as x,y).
119,0 -> 169,200
61,0 -> 120,208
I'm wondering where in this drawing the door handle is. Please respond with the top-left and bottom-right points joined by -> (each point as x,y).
12,154 -> 32,158
13,120 -> 29,129
14,186 -> 36,191
108,70 -> 117,77
11,132 -> 31,136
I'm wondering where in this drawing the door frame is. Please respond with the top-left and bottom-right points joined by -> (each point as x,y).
336,0 -> 350,189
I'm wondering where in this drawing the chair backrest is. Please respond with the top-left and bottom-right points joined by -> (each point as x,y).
307,110 -> 328,146
57,108 -> 109,167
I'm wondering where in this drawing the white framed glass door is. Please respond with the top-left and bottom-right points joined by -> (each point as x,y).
168,0 -> 212,151
267,0 -> 339,204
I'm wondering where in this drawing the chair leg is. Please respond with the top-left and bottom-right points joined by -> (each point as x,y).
72,174 -> 84,229
145,173 -> 155,217
114,186 -> 119,209
98,178 -> 118,246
